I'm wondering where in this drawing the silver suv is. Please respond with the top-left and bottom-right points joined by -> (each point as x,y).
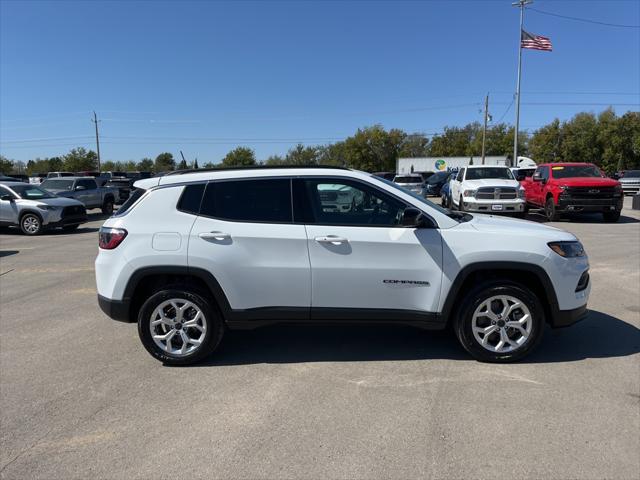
0,182 -> 87,235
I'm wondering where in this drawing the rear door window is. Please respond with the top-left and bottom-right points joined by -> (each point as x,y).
200,179 -> 292,223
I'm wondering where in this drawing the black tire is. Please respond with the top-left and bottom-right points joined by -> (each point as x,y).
138,288 -> 224,365
603,210 -> 621,223
453,280 -> 545,363
63,224 -> 80,231
20,213 -> 43,235
545,196 -> 559,222
101,198 -> 114,215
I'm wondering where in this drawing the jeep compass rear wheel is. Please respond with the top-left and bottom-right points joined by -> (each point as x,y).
138,289 -> 224,365
454,281 -> 545,362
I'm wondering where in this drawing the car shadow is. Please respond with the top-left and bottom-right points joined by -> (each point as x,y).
0,250 -> 19,257
526,209 -> 640,224
184,310 -> 639,367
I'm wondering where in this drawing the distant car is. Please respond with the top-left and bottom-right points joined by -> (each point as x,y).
46,171 -> 75,178
317,183 -> 364,212
0,181 -> 87,235
449,166 -> 526,216
424,171 -> 451,197
125,171 -> 153,181
29,174 -> 47,184
511,167 -> 536,182
105,178 -> 134,204
440,173 -> 456,208
618,169 -> 640,196
0,175 -> 19,182
392,174 -> 425,196
5,174 -> 29,183
521,163 -> 623,222
415,171 -> 435,182
40,177 -> 117,215
372,172 -> 396,181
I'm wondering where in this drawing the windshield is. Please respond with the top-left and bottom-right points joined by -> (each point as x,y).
427,171 -> 450,184
465,167 -> 514,180
10,184 -> 56,199
41,179 -> 74,191
552,165 -> 603,179
393,176 -> 422,184
623,170 -> 640,178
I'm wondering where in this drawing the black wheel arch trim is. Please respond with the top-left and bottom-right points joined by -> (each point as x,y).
439,261 -> 562,326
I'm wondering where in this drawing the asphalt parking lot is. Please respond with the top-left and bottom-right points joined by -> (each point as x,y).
1,199 -> 639,480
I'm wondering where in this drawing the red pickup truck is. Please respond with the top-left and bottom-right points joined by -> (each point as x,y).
521,162 -> 623,222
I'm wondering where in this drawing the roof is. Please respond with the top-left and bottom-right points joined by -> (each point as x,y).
465,165 -> 510,169
0,181 -> 26,187
42,176 -> 94,181
537,162 -> 595,166
135,166 -> 362,190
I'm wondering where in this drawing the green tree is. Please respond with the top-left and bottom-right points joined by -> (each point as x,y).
177,159 -> 188,170
528,119 -> 562,163
221,147 -> 256,167
63,147 -> 98,172
264,154 -> 286,165
49,157 -> 64,171
0,155 -> 13,174
101,160 -> 118,172
137,158 -> 154,172
193,158 -> 199,169
340,125 -> 406,172
399,134 -> 429,158
155,152 -> 175,172
121,160 -> 137,171
285,144 -> 320,165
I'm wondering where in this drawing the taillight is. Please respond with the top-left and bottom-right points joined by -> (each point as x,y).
99,227 -> 128,249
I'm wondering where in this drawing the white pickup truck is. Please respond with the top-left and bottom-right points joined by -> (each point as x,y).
449,165 -> 526,216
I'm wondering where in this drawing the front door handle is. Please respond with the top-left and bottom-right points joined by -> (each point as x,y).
315,235 -> 348,245
199,231 -> 231,241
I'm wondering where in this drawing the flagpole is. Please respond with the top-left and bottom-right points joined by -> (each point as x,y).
512,0 -> 532,168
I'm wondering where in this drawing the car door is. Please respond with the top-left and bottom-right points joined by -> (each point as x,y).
0,186 -> 18,225
450,168 -> 465,206
294,177 -> 443,316
529,166 -> 547,206
188,178 -> 311,313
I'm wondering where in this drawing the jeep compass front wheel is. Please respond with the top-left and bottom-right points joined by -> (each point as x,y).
454,281 -> 545,362
138,288 -> 224,365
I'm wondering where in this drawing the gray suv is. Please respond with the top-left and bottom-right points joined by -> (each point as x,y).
0,182 -> 87,235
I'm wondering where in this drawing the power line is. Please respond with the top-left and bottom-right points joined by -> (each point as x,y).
527,6 -> 640,29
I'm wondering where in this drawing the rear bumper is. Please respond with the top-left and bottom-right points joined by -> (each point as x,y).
552,304 -> 589,328
98,295 -> 132,323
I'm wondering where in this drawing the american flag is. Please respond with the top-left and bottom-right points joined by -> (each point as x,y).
521,30 -> 553,51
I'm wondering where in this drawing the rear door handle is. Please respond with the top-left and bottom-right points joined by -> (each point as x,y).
315,235 -> 348,245
199,231 -> 231,241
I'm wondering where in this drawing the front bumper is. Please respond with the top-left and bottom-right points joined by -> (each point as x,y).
462,198 -> 525,213
620,184 -> 640,195
557,195 -> 623,212
98,295 -> 132,322
552,304 -> 589,328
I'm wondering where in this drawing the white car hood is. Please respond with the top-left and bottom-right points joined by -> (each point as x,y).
463,179 -> 521,188
468,213 -> 575,241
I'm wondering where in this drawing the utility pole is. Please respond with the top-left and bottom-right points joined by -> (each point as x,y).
512,0 -> 532,168
92,111 -> 101,171
481,93 -> 489,165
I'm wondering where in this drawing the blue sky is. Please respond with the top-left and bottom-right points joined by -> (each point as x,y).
1,0 -> 639,163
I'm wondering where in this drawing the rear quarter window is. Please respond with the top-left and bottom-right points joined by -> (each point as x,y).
177,184 -> 205,215
113,188 -> 146,217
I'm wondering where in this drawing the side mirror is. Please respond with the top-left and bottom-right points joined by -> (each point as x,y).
1,194 -> 14,201
75,185 -> 86,191
516,174 -> 526,181
532,173 -> 542,182
401,207 -> 433,228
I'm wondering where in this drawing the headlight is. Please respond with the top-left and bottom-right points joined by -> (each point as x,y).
518,188 -> 526,199
36,204 -> 59,211
548,241 -> 585,258
559,185 -> 569,192
463,189 -> 477,198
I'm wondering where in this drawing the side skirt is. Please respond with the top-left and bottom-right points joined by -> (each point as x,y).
225,307 -> 445,331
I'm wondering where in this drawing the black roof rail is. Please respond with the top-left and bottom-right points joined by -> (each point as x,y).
164,165 -> 351,176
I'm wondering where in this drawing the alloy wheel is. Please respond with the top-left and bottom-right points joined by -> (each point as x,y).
471,295 -> 532,353
149,298 -> 207,356
22,215 -> 41,234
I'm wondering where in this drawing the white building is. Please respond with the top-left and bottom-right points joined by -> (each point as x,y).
396,156 -> 508,174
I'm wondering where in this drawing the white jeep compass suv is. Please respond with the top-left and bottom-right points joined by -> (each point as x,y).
95,167 -> 590,365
